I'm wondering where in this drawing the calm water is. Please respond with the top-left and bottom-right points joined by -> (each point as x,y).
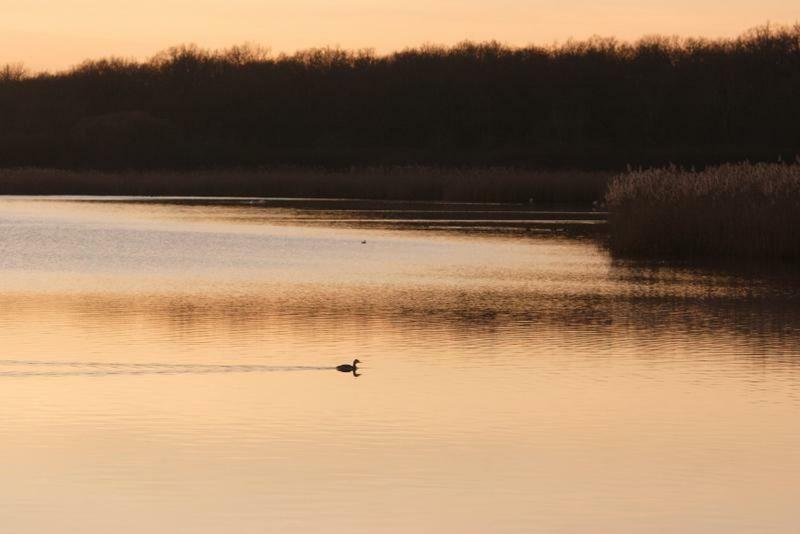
0,197 -> 798,533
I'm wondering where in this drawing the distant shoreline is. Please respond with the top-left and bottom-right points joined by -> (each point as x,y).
6,162 -> 799,261
0,167 -> 611,205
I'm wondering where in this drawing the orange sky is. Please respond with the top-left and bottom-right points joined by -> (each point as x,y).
1,0 -> 797,72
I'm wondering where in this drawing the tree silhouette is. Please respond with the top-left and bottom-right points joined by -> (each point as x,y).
0,25 -> 798,170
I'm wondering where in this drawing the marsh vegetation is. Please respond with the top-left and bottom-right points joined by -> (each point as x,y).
0,167 -> 610,204
606,162 -> 800,259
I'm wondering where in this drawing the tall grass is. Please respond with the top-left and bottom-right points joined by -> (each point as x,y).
0,167 -> 610,204
605,162 -> 800,259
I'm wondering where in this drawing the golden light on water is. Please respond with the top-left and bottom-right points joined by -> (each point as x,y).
2,0 -> 798,71
0,198 -> 798,531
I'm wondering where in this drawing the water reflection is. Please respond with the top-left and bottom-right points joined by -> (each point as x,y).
0,197 -> 798,533
2,284 -> 798,366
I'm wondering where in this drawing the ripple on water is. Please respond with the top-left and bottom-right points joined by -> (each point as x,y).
0,197 -> 798,533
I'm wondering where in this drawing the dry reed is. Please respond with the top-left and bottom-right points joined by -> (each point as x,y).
0,167 -> 610,204
605,162 -> 800,259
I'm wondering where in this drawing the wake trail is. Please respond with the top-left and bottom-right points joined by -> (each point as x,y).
0,359 -> 333,378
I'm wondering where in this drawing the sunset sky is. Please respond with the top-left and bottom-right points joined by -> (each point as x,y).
2,0 -> 797,71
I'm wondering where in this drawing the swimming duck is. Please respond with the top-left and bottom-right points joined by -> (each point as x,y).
336,359 -> 361,372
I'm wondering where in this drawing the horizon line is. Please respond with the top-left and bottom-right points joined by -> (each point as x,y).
4,20 -> 798,76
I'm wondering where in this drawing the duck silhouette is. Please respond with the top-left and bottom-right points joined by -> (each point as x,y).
336,359 -> 360,373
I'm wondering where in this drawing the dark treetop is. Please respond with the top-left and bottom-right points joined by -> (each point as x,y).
1,25 -> 798,170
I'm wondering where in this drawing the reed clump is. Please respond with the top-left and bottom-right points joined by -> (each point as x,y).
605,162 -> 800,259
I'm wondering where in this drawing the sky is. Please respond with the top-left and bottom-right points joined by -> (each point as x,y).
1,0 -> 798,72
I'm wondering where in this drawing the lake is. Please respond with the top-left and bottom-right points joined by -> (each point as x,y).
0,197 -> 797,533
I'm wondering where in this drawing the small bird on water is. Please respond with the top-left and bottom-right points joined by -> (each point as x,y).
336,359 -> 361,372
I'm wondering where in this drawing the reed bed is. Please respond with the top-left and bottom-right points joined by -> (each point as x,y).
605,162 -> 800,259
0,167 -> 609,204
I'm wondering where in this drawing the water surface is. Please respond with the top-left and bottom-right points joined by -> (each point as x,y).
0,197 -> 798,533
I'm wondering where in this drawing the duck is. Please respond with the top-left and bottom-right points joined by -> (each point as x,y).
336,359 -> 361,372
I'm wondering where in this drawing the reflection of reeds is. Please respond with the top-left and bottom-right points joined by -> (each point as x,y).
0,167 -> 610,204
606,162 -> 800,259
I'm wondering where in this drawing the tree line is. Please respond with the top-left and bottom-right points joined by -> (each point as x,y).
1,25 -> 798,170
